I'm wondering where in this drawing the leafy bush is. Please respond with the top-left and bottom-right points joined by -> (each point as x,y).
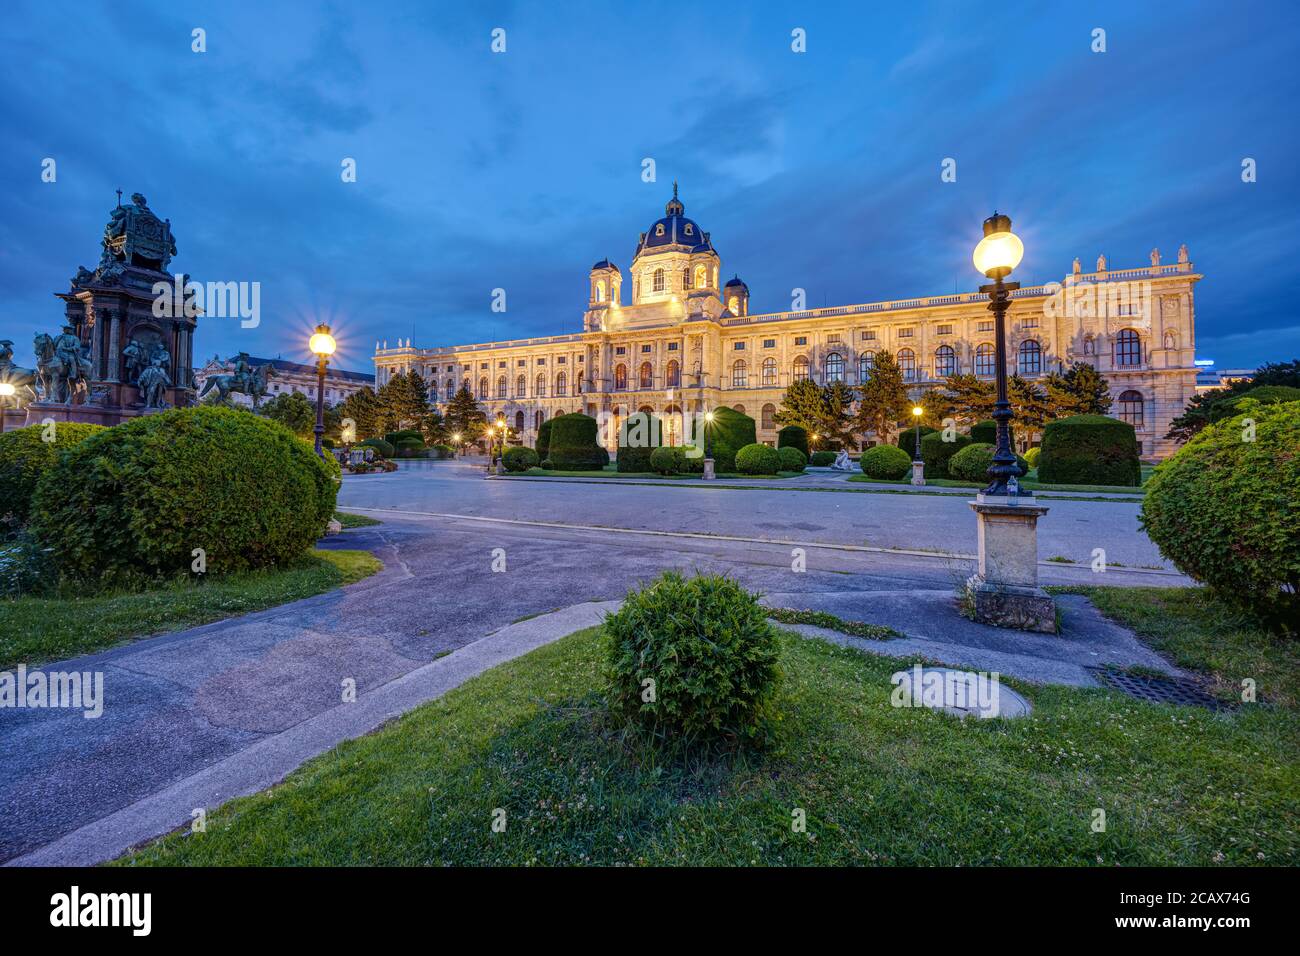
394,437 -> 425,456
703,407 -> 756,473
502,445 -> 539,472
29,407 -> 338,589
679,447 -> 705,473
431,444 -> 455,459
969,419 -> 998,444
810,450 -> 835,467
859,443 -> 912,480
1024,446 -> 1041,468
322,437 -> 335,450
0,422 -> 103,531
947,442 -> 1029,482
776,425 -> 809,457
540,458 -> 554,470
1037,414 -> 1140,486
897,426 -> 937,460
385,429 -> 423,446
735,443 -> 782,475
650,446 -> 684,475
778,446 -> 807,472
358,437 -> 395,459
616,412 -> 661,473
1141,400 -> 1300,632
536,418 -> 554,460
1209,385 -> 1300,423
919,431 -> 972,479
603,571 -> 782,743
547,413 -> 605,470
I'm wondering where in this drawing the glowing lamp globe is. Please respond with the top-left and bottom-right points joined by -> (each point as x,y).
0,383 -> 14,398
912,406 -> 923,417
309,324 -> 336,357
972,213 -> 1023,280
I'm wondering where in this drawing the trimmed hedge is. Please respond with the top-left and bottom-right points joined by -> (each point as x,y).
859,443 -> 913,480
970,419 -> 998,444
358,437 -> 394,459
536,418 -> 554,460
735,443 -> 782,475
898,426 -> 937,461
778,446 -> 807,472
548,413 -> 605,470
617,412 -> 661,473
650,446 -> 685,475
502,445 -> 539,472
385,429 -> 423,446
394,437 -> 425,456
703,407 -> 756,473
919,431 -> 972,479
431,444 -> 455,459
29,407 -> 338,588
1141,400 -> 1300,631
603,571 -> 782,743
810,450 -> 835,467
1024,446 -> 1041,469
776,425 -> 809,457
948,442 -> 1029,482
679,446 -> 705,473
1036,414 -> 1140,486
0,422 -> 104,530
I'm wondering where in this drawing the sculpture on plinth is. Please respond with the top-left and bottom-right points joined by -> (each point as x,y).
33,326 -> 92,404
196,352 -> 274,406
0,340 -> 38,406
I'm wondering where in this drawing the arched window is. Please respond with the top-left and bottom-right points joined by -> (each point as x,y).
934,346 -> 956,378
728,296 -> 740,314
652,268 -> 665,292
793,355 -> 810,382
732,359 -> 748,388
496,376 -> 507,398
733,405 -> 746,416
535,410 -> 545,429
694,265 -> 707,288
824,351 -> 844,383
637,362 -> 652,389
974,343 -> 995,377
479,377 -> 488,399
614,364 -> 627,390
445,379 -> 455,402
595,280 -> 605,302
897,348 -> 916,382
666,359 -> 680,387
1018,339 -> 1042,376
761,403 -> 776,429
516,374 -> 527,398
1118,390 -> 1145,427
536,373 -> 547,398
858,351 -> 874,381
515,410 -> 524,432
555,371 -> 567,397
1115,328 -> 1142,367
761,357 -> 777,386
682,268 -> 691,290
664,404 -> 683,446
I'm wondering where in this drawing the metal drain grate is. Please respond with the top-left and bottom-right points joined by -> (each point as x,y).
1087,667 -> 1231,710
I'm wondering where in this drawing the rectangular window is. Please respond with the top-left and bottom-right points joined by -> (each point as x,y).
536,358 -> 546,365
557,356 -> 566,364
517,359 -> 525,367
763,339 -> 775,348
641,344 -> 652,353
828,334 -> 841,344
937,324 -> 953,335
860,330 -> 876,341
667,342 -> 679,351
977,321 -> 994,332
898,328 -> 914,338
481,362 -> 488,369
498,361 -> 506,368
578,355 -> 584,362
1021,317 -> 1039,329
794,336 -> 808,346
733,342 -> 745,350
615,346 -> 626,355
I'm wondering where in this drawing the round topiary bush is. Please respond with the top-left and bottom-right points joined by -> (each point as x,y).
548,413 -> 605,470
540,458 -> 554,470
431,444 -> 455,459
778,446 -> 807,472
679,446 -> 705,473
947,442 -> 1030,482
0,422 -> 104,531
735,443 -> 782,475
394,437 -> 425,457
898,426 -> 937,461
536,418 -> 554,460
358,437 -> 394,459
969,419 -> 998,444
705,407 -> 756,473
385,429 -> 423,446
502,445 -> 538,472
603,571 -> 782,743
28,407 -> 339,588
809,450 -> 835,467
616,412 -> 661,473
919,431 -> 972,479
650,445 -> 684,475
859,443 -> 913,480
1036,414 -> 1140,486
1141,400 -> 1300,631
1024,446 -> 1041,469
776,424 -> 809,458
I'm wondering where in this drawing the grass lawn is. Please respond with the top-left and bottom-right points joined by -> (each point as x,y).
519,466 -> 805,480
0,549 -> 382,670
119,616 -> 1297,866
849,473 -> 1146,495
334,511 -> 383,528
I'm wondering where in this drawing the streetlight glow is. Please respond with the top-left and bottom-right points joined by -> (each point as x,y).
912,406 -> 923,417
972,213 -> 1023,279
0,383 -> 14,397
309,324 -> 337,357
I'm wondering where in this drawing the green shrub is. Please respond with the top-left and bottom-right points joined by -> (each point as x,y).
603,571 -> 782,743
617,412 -> 661,473
650,446 -> 684,475
1209,385 -> 1300,423
702,407 -> 756,473
969,419 -> 998,444
321,437 -> 335,450
431,444 -> 455,459
1037,414 -> 1140,486
778,446 -> 807,472
919,431 -> 972,479
547,413 -> 605,470
859,443 -> 913,480
29,407 -> 338,589
536,418 -> 554,460
394,437 -> 425,456
1024,446 -> 1041,468
776,425 -> 809,457
0,422 -> 104,530
358,437 -> 394,459
385,429 -> 423,446
540,458 -> 554,470
947,442 -> 1030,482
679,447 -> 705,473
735,443 -> 782,475
897,426 -> 937,460
810,450 -> 836,467
502,445 -> 539,472
1141,400 -> 1300,632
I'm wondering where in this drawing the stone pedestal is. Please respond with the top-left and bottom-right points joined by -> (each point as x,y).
966,494 -> 1056,633
1,407 -> 27,433
911,460 -> 925,486
702,457 -> 716,480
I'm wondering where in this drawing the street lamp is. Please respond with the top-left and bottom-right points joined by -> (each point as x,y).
0,382 -> 14,410
495,415 -> 508,474
910,406 -> 924,460
452,431 -> 461,457
972,212 -> 1024,496
702,410 -> 716,480
308,324 -> 336,459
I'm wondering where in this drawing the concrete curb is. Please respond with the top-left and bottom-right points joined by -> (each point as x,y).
7,600 -> 620,867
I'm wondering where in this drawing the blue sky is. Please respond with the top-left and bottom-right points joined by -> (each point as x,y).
2,0 -> 1297,375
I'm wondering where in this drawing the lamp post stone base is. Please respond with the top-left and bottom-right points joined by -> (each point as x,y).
702,458 -> 715,480
911,460 -> 925,486
965,494 -> 1056,633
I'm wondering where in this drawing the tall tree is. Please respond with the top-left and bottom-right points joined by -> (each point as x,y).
774,378 -> 855,448
443,385 -> 487,445
821,380 -> 858,449
1166,358 -> 1300,443
378,371 -> 431,430
774,379 -> 826,434
1043,361 -> 1112,416
259,390 -> 316,436
335,386 -> 384,440
854,349 -> 909,443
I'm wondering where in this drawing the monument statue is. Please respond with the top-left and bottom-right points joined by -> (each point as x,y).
1096,253 -> 1107,272
0,339 -> 38,406
1178,243 -> 1189,263
137,352 -> 173,409
33,326 -> 92,404
1150,247 -> 1161,267
197,353 -> 274,406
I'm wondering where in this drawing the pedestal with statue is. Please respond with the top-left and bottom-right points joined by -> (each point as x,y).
4,191 -> 199,432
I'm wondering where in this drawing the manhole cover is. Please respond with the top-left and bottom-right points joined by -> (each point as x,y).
1086,667 -> 1229,710
890,666 -> 1032,719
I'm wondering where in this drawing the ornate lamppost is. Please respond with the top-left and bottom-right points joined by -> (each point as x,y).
702,410 -> 716,480
308,324 -> 336,459
495,414 -> 508,474
971,213 -> 1024,495
452,431 -> 462,457
910,404 -> 925,486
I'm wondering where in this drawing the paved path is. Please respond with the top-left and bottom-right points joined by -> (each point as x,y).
2,462 -> 1186,864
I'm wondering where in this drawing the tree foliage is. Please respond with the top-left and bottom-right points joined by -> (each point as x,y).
1166,360 -> 1300,444
259,390 -> 316,437
854,349 -> 908,443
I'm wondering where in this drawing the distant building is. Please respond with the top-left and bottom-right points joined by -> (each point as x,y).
1194,366 -> 1254,394
193,355 -> 374,407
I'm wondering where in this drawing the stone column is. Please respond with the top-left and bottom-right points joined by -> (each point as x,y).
106,312 -> 121,382
966,494 -> 1055,633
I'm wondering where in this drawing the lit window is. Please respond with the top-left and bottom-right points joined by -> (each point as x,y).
858,351 -> 874,381
934,345 -> 956,377
975,344 -> 995,377
763,339 -> 775,348
793,356 -> 810,382
1118,390 -> 1144,427
898,348 -> 916,382
734,341 -> 745,350
497,376 -> 507,398
614,364 -> 627,390
794,336 -> 808,346
653,269 -> 665,292
1018,339 -> 1042,375
639,362 -> 653,388
824,352 -> 844,383
761,403 -> 776,429
732,360 -> 748,388
556,371 -> 567,396
977,321 -> 994,333
898,328 -> 914,338
666,360 -> 680,387
1115,329 -> 1142,367
762,357 -> 777,386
